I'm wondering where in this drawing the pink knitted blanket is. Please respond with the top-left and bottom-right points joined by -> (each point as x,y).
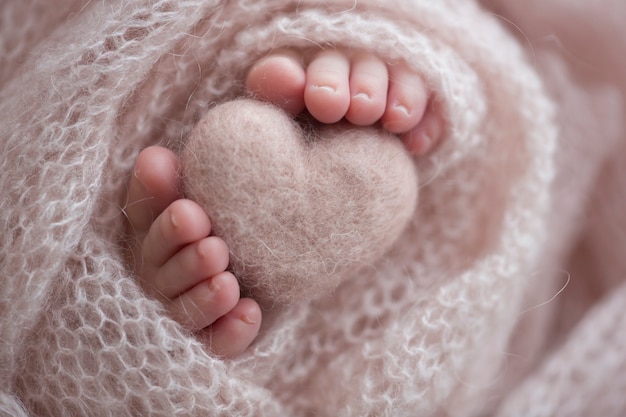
1,0 -> 625,416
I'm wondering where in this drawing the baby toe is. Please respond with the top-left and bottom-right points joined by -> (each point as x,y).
246,49 -> 306,115
141,199 -> 212,269
381,63 -> 428,134
401,102 -> 444,156
201,298 -> 262,358
125,146 -> 180,235
304,49 -> 351,123
153,235 -> 229,299
168,272 -> 240,331
345,53 -> 388,126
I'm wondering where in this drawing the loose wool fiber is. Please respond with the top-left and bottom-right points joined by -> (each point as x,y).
2,0 -> 626,415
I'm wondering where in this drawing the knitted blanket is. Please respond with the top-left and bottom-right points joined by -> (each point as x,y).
1,0 -> 625,416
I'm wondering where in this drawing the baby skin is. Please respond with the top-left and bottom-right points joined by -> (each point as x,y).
125,49 -> 443,358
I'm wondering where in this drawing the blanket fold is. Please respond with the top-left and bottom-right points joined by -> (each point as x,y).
1,0 -> 624,416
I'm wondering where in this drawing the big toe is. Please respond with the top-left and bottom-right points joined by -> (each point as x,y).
125,146 -> 181,234
246,50 -> 307,115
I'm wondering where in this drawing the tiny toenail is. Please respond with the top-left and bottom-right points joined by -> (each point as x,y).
196,239 -> 210,259
314,84 -> 337,93
169,211 -> 179,228
207,277 -> 221,293
240,314 -> 256,325
353,92 -> 371,100
393,103 -> 410,116
133,169 -> 147,189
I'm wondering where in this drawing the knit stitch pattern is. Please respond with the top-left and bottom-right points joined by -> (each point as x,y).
1,0 -> 624,416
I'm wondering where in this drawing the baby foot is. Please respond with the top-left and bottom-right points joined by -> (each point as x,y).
123,146 -> 262,358
246,48 -> 443,156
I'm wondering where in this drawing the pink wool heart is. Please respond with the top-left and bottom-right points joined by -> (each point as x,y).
182,100 -> 419,305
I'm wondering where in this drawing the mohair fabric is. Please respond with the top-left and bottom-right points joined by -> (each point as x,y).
0,0 -> 624,416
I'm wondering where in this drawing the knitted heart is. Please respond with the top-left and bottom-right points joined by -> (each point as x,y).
182,99 -> 418,305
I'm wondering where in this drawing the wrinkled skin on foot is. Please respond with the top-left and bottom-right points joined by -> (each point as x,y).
182,100 -> 419,305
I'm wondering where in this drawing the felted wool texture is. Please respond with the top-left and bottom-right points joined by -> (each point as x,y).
0,0 -> 553,415
1,0 -> 625,416
182,99 -> 418,305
